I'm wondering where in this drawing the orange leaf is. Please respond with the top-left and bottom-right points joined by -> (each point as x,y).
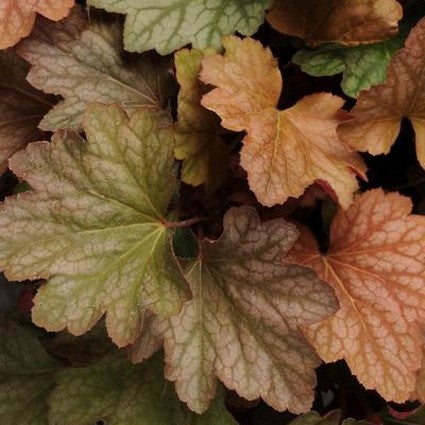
200,36 -> 366,208
287,189 -> 425,402
0,0 -> 74,49
266,0 -> 402,46
338,17 -> 425,168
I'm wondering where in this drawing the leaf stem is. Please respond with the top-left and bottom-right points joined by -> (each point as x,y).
163,217 -> 202,228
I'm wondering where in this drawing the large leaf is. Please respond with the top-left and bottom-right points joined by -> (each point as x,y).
0,49 -> 55,172
200,36 -> 366,208
17,6 -> 170,131
287,189 -> 425,402
0,0 -> 74,49
338,17 -> 425,169
0,104 -> 190,347
49,352 -> 237,425
267,0 -> 402,46
87,0 -> 271,54
175,48 -> 229,192
131,206 -> 338,414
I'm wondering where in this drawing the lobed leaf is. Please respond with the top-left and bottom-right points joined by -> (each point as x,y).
0,104 -> 190,347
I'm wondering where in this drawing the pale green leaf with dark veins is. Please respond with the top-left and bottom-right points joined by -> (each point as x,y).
0,327 -> 60,425
130,206 -> 338,414
87,0 -> 271,54
17,6 -> 170,131
0,104 -> 190,347
0,49 -> 55,173
293,34 -> 404,98
175,48 -> 230,192
49,351 -> 237,425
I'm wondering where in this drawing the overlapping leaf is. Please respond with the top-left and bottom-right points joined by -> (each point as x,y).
87,0 -> 271,54
338,17 -> 425,168
131,206 -> 338,414
0,49 -> 55,172
289,411 -> 373,425
287,189 -> 425,402
0,0 -> 74,49
266,0 -> 402,45
17,6 -> 170,131
175,48 -> 230,192
0,104 -> 190,347
200,36 -> 366,208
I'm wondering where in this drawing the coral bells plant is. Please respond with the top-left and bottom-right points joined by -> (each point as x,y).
1,1 -> 425,424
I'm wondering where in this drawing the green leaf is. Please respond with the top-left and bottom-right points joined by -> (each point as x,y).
0,104 -> 190,347
0,327 -> 60,425
288,411 -> 341,425
17,6 -> 171,131
49,351 -> 237,425
87,0 -> 271,54
131,206 -> 338,414
293,35 -> 404,98
175,48 -> 230,192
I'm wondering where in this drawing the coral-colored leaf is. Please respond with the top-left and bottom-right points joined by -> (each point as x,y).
131,206 -> 338,414
0,0 -> 74,49
0,104 -> 190,347
266,0 -> 402,46
338,17 -> 425,169
200,36 -> 366,208
17,6 -> 170,131
175,48 -> 230,192
287,189 -> 425,402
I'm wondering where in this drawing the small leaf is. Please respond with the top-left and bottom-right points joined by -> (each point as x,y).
87,0 -> 271,54
17,6 -> 170,131
287,189 -> 425,402
288,410 -> 341,425
132,206 -> 338,414
200,36 -> 366,208
267,0 -> 402,46
0,105 -> 190,347
0,0 -> 74,49
175,48 -> 230,192
337,17 -> 425,169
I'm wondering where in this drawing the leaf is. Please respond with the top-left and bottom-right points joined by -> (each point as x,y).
87,0 -> 271,54
287,189 -> 425,402
0,326 -> 60,425
0,0 -> 74,49
380,406 -> 425,425
49,351 -> 237,425
266,0 -> 402,46
175,48 -> 230,192
0,104 -> 190,347
415,331 -> 425,402
337,17 -> 425,169
288,410 -> 341,425
17,6 -> 170,131
0,49 -> 55,173
200,36 -> 366,208
132,206 -> 338,414
293,34 -> 404,98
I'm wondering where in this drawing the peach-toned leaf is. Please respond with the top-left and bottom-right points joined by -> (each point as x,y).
338,17 -> 425,169
200,36 -> 366,208
287,189 -> 425,402
415,330 -> 425,402
0,0 -> 74,49
130,206 -> 338,414
266,0 -> 402,46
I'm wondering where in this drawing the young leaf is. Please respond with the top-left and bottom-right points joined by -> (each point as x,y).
132,206 -> 338,414
0,49 -> 55,172
267,0 -> 402,46
0,327 -> 60,425
200,36 -> 366,208
0,104 -> 190,347
87,0 -> 271,54
0,0 -> 74,49
175,48 -> 230,192
293,35 -> 404,98
17,6 -> 170,131
287,189 -> 425,402
338,17 -> 425,168
49,352 -> 237,425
